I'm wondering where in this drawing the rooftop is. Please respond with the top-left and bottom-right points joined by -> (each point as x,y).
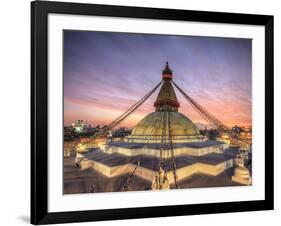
82,147 -> 238,171
107,140 -> 225,149
64,154 -> 241,194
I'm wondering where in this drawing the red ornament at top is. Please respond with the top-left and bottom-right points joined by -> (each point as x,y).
162,61 -> 173,80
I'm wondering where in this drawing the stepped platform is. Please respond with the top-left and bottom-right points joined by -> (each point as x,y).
76,146 -> 238,184
64,154 -> 241,194
100,140 -> 228,158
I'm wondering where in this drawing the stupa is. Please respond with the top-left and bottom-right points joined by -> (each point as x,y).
126,62 -> 204,144
73,62 -> 240,192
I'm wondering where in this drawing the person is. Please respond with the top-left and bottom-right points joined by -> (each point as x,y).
90,184 -> 95,193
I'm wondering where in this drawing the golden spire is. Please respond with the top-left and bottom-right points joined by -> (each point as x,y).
154,62 -> 180,112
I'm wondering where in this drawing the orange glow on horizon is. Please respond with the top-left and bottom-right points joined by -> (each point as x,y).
64,96 -> 252,129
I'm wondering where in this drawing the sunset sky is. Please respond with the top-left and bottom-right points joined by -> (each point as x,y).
63,30 -> 252,129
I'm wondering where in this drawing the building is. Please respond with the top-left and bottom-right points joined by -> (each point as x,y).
72,119 -> 85,132
240,126 -> 252,145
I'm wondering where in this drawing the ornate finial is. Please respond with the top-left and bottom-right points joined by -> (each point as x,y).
165,61 -> 170,70
154,62 -> 180,111
162,61 -> 173,80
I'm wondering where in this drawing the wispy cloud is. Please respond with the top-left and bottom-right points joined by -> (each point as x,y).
64,31 -> 252,127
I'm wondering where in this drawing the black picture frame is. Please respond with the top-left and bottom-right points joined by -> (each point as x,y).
31,0 -> 274,224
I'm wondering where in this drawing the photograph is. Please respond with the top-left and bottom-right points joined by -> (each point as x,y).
63,30 -> 253,194
0,0 -> 276,225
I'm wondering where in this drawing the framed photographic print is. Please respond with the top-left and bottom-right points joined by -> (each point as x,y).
31,0 -> 274,224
